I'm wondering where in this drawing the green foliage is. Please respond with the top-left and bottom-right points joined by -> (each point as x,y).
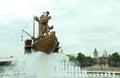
66,52 -> 96,67
86,56 -> 96,66
108,52 -> 120,67
76,52 -> 86,62
66,54 -> 76,61
76,52 -> 87,67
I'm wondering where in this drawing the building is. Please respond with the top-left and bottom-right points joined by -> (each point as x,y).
102,50 -> 108,58
93,48 -> 99,63
101,50 -> 108,65
93,48 -> 99,59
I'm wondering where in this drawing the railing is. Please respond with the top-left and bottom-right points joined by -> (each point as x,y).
0,56 -> 120,78
51,61 -> 120,78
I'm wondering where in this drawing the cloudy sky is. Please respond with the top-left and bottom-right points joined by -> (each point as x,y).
0,0 -> 120,57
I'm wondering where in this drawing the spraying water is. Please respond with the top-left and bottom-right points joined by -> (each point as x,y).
1,52 -> 68,78
1,52 -> 120,78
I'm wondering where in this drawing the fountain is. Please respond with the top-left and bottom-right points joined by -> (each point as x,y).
1,11 -> 119,78
0,52 -> 120,78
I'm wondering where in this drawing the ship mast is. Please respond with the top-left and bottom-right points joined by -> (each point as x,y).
33,15 -> 35,38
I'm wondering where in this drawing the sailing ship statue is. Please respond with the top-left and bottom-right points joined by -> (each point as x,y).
23,11 -> 60,54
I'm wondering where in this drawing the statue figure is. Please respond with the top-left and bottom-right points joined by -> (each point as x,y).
34,12 -> 45,37
34,11 -> 53,37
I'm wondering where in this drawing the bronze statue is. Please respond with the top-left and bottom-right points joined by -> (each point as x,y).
24,11 -> 60,54
34,11 -> 53,37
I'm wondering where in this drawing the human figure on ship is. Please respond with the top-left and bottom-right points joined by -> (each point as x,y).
42,11 -> 53,36
34,11 -> 53,37
34,12 -> 45,37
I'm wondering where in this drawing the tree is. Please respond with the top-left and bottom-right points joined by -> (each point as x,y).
66,54 -> 76,61
76,52 -> 86,61
108,52 -> 120,67
76,52 -> 87,67
86,56 -> 96,66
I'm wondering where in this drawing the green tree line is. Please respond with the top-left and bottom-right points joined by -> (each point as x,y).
66,52 -> 96,67
67,52 -> 120,68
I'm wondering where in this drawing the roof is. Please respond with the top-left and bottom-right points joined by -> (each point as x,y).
0,57 -> 14,62
94,48 -> 98,54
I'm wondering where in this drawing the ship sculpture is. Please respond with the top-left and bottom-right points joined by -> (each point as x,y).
23,11 -> 60,54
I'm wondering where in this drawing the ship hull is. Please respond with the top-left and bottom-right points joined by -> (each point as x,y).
32,31 -> 58,54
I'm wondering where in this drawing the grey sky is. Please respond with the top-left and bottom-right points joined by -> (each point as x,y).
0,0 -> 120,57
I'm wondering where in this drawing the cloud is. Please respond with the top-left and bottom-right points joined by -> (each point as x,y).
0,0 -> 120,57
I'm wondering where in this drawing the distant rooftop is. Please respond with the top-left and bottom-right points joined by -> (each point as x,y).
0,56 -> 14,62
94,48 -> 98,55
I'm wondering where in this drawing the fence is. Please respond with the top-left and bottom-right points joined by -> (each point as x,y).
52,61 -> 120,78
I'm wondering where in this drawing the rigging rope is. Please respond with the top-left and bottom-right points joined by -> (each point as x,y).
21,19 -> 33,41
23,20 -> 32,29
